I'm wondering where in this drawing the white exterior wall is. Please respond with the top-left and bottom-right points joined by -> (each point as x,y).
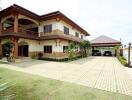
57,21 -> 86,39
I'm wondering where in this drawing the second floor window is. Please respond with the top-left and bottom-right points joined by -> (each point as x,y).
64,26 -> 69,35
44,45 -> 52,53
75,32 -> 79,37
44,24 -> 52,33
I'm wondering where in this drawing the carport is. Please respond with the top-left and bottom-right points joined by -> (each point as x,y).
91,35 -> 121,56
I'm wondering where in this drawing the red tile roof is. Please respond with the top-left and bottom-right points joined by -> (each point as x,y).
91,35 -> 121,45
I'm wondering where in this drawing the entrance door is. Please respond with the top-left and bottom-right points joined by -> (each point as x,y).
18,45 -> 28,57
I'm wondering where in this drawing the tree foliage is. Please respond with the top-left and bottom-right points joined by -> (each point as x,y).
80,40 -> 91,57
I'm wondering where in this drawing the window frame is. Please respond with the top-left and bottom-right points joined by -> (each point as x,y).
75,32 -> 79,37
44,45 -> 52,53
64,26 -> 69,35
43,24 -> 52,33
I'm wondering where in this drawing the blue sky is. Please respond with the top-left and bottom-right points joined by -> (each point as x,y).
0,0 -> 132,45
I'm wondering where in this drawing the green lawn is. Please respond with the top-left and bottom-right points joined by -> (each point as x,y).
0,68 -> 132,100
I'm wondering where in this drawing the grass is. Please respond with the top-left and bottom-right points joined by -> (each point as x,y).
0,61 -> 8,64
0,68 -> 132,100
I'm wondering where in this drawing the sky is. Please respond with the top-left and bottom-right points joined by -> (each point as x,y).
0,0 -> 132,45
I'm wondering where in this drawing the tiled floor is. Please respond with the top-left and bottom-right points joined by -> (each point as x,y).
0,56 -> 132,96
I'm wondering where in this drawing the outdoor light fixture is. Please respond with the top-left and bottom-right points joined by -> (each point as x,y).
128,43 -> 131,67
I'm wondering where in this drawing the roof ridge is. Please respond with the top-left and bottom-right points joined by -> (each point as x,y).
91,35 -> 120,44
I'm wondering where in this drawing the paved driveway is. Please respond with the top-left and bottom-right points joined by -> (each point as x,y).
0,57 -> 132,96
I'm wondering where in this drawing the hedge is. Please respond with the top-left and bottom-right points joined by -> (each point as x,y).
39,56 -> 82,62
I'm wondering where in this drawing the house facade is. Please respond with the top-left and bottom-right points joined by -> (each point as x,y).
0,4 -> 89,59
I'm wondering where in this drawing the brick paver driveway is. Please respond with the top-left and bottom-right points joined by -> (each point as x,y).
1,57 -> 132,96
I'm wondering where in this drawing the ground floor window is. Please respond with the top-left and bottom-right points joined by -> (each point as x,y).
44,45 -> 52,53
63,46 -> 68,53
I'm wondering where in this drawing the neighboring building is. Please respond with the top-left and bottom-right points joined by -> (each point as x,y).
91,35 -> 121,56
0,4 -> 89,59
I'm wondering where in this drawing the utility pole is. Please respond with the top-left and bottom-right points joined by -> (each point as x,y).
128,43 -> 131,67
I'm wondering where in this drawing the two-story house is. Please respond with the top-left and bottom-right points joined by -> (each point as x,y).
0,4 -> 89,59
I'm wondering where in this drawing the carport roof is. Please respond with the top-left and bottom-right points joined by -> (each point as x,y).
91,35 -> 121,47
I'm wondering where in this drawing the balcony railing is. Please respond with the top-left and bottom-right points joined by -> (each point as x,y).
0,28 -> 83,42
39,29 -> 83,42
1,28 -> 39,38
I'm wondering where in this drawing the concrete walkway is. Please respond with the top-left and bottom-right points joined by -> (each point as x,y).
0,57 -> 132,96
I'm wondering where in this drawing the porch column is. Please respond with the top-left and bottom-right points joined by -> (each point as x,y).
0,39 -> 2,57
11,38 -> 19,58
13,13 -> 19,33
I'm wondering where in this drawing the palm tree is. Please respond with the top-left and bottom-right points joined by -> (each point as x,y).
80,40 -> 91,57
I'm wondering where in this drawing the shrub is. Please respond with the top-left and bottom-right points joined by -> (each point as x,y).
117,55 -> 128,66
39,56 -> 82,62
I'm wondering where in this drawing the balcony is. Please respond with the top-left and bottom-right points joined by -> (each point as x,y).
0,28 -> 39,39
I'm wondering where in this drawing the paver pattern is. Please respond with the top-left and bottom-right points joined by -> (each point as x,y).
0,57 -> 132,96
